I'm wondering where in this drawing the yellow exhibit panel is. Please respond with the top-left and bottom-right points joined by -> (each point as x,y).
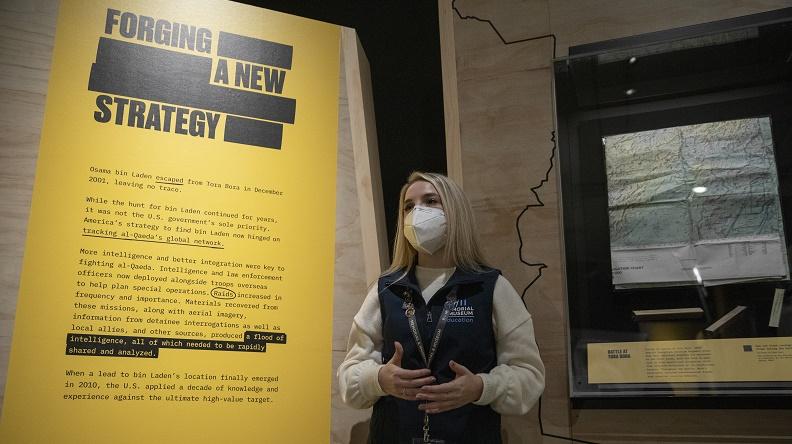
0,0 -> 340,442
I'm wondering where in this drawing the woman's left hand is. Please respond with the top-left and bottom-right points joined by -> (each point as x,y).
416,360 -> 483,414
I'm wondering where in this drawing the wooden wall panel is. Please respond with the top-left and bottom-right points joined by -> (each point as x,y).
448,1 -> 570,442
333,35 -> 368,354
441,0 -> 792,442
332,28 -> 386,444
342,28 -> 389,285
0,0 -> 58,412
438,0 -> 463,185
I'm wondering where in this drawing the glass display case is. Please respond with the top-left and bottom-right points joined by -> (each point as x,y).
554,7 -> 792,405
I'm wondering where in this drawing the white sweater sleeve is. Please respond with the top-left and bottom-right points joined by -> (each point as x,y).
337,285 -> 387,408
472,275 -> 545,415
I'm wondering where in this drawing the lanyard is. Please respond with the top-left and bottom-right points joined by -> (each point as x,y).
402,288 -> 457,444
402,288 -> 456,368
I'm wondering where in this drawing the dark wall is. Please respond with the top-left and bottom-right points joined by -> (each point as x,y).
235,1 -> 447,254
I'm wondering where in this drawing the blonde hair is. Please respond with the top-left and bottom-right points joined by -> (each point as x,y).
384,172 -> 488,275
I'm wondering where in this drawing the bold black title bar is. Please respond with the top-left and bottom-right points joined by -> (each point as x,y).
88,38 -> 295,124
225,115 -> 284,149
218,31 -> 293,69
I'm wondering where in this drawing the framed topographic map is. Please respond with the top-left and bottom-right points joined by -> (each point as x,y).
605,117 -> 789,288
554,7 -> 792,405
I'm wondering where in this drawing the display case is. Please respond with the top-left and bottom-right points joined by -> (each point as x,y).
554,7 -> 792,405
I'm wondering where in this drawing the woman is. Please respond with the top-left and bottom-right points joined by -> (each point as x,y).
338,172 -> 544,444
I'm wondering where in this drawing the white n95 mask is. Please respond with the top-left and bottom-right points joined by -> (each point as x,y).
403,206 -> 447,255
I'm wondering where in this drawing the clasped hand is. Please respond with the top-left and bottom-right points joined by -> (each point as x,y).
378,341 -> 483,414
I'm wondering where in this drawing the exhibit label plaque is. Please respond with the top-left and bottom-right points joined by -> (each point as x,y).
588,337 -> 792,384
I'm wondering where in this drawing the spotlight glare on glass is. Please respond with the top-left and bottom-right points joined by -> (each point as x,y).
692,266 -> 703,284
625,88 -> 636,96
628,56 -> 637,64
692,186 -> 707,194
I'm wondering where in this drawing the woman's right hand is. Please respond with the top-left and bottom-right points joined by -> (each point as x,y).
378,341 -> 435,400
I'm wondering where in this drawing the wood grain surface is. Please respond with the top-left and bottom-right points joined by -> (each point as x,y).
0,0 -> 59,414
442,0 -> 792,442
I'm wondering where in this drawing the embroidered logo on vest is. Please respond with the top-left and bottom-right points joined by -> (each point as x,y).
447,298 -> 474,323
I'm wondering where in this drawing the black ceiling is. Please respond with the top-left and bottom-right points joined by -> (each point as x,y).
234,0 -> 447,251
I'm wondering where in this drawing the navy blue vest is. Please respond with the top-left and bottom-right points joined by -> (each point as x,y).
369,266 -> 502,444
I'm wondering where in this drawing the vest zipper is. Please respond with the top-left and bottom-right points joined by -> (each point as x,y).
426,310 -> 432,323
